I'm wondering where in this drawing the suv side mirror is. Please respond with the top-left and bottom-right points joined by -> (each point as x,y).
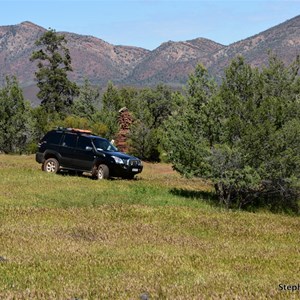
85,146 -> 93,151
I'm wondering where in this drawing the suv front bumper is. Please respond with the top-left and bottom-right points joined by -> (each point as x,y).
110,163 -> 143,177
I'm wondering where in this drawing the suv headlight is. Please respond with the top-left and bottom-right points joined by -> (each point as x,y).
112,156 -> 124,164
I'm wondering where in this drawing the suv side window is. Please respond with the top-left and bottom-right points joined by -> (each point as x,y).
62,133 -> 77,148
42,131 -> 62,145
77,136 -> 93,150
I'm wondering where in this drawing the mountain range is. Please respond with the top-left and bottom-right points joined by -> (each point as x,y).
0,15 -> 299,103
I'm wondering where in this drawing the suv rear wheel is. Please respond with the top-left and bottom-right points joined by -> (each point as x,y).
97,164 -> 109,180
43,158 -> 59,173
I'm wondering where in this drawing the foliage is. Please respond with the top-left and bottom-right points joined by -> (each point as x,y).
0,76 -> 32,153
72,78 -> 100,120
163,65 -> 220,176
98,81 -> 124,139
102,81 -> 124,112
118,86 -> 139,109
164,58 -> 300,212
29,79 -> 105,142
129,84 -> 180,161
129,120 -> 160,161
30,28 -> 79,114
62,115 -> 108,137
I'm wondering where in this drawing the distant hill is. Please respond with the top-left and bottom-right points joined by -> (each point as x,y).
208,15 -> 300,80
0,16 -> 299,103
125,38 -> 224,86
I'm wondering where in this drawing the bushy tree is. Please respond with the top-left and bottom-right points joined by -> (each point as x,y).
0,76 -> 31,153
102,81 -> 124,112
119,86 -> 139,109
164,58 -> 300,213
163,64 -> 220,176
129,84 -> 179,161
129,120 -> 160,161
98,81 -> 124,139
30,28 -> 79,114
72,78 -> 100,120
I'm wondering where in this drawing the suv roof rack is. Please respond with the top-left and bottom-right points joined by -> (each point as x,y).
55,127 -> 93,134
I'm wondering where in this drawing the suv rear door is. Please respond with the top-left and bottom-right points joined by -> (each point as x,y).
59,133 -> 79,168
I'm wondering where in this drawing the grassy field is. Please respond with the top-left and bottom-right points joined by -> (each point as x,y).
0,155 -> 299,299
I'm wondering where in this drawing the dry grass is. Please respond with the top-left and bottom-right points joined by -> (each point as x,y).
0,155 -> 299,299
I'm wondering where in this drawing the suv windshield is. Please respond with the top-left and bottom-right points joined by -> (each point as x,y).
92,138 -> 118,152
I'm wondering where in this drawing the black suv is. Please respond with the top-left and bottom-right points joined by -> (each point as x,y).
36,128 -> 143,179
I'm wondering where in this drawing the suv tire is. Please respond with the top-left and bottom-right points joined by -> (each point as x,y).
43,158 -> 59,173
97,164 -> 109,180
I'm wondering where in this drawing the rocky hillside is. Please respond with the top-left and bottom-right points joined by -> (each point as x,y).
0,21 -> 149,87
0,15 -> 299,102
125,38 -> 225,86
208,15 -> 300,79
0,21 -> 45,87
62,32 -> 150,85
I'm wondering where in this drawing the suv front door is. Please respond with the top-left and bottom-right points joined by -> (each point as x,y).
74,136 -> 95,171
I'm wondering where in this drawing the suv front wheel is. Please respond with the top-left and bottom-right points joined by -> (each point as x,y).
97,164 -> 109,180
43,158 -> 59,173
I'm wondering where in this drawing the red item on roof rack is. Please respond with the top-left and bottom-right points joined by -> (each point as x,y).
69,128 -> 92,134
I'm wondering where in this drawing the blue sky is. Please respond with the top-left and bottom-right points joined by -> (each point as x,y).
1,0 -> 300,50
